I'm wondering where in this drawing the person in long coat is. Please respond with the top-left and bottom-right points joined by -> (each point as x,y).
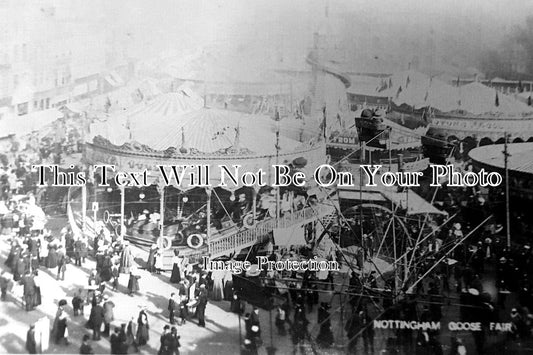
47,242 -> 59,269
168,293 -> 178,325
136,309 -> 150,346
20,271 -> 35,311
72,288 -> 84,316
88,301 -> 105,340
128,272 -> 140,296
32,270 -> 42,307
126,316 -> 139,352
100,253 -> 113,282
26,324 -> 37,354
52,302 -> 69,345
120,242 -> 134,274
146,244 -> 157,273
169,250 -> 183,283
196,285 -> 208,327
103,296 -> 115,337
13,250 -> 24,281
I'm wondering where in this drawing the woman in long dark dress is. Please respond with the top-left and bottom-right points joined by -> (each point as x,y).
128,272 -> 140,296
12,250 -> 22,281
169,250 -> 183,283
33,270 -> 42,307
100,254 -> 112,282
146,244 -> 157,273
52,301 -> 69,345
47,244 -> 58,269
136,309 -> 149,346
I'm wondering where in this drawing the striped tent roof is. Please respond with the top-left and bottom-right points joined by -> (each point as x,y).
90,90 -> 204,145
91,91 -> 302,155
129,107 -> 301,154
469,142 -> 533,175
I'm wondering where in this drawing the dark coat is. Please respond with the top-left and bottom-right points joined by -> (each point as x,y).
89,304 -> 105,327
26,328 -> 37,354
20,274 -> 35,296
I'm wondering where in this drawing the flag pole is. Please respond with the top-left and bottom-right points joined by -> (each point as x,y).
504,133 -> 511,248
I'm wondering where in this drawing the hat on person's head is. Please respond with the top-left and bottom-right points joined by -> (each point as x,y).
164,325 -> 170,330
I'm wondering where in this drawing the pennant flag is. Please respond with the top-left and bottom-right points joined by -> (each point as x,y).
406,76 -> 410,88
396,86 -> 402,99
389,78 -> 392,88
495,92 -> 499,107
424,90 -> 429,102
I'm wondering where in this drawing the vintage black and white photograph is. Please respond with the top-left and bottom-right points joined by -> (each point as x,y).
1,0 -> 533,354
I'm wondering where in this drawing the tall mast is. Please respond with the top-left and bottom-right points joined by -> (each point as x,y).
504,133 -> 511,249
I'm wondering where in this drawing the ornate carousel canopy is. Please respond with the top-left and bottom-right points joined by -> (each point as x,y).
89,90 -> 204,145
85,104 -> 325,190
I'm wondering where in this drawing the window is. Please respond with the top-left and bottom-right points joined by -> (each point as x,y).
17,102 -> 28,116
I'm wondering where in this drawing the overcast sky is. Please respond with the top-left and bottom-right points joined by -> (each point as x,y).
88,0 -> 533,73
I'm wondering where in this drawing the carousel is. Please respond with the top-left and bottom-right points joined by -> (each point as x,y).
72,89 -> 330,266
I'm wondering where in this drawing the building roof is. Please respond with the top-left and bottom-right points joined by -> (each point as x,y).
0,109 -> 64,138
469,142 -> 533,176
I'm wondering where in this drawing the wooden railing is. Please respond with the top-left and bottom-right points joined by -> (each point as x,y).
207,203 -> 336,259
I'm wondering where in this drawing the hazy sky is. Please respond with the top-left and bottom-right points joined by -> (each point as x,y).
76,0 -> 533,74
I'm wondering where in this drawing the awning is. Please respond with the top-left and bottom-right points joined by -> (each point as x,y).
380,189 -> 447,216
0,109 -> 64,138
